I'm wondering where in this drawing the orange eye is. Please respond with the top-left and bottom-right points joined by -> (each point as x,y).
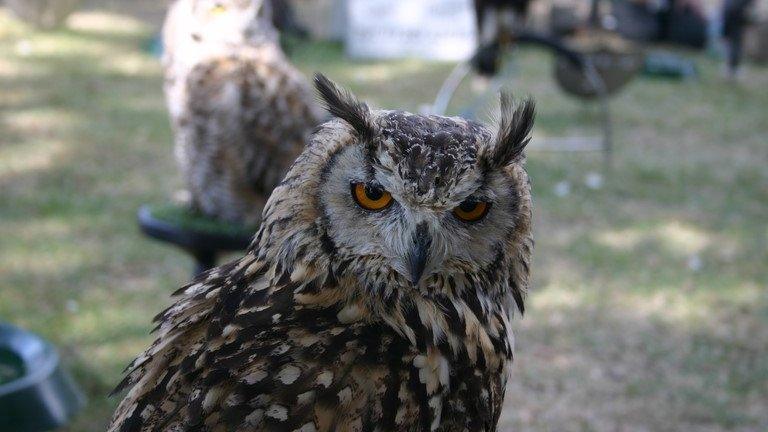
211,4 -> 227,14
453,200 -> 490,222
352,183 -> 393,211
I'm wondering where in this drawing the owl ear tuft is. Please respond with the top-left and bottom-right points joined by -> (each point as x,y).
314,73 -> 375,142
484,93 -> 535,168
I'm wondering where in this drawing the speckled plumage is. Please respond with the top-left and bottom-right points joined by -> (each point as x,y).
109,76 -> 535,432
163,0 -> 323,225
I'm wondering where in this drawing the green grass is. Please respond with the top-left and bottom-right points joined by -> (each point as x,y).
1,6 -> 767,432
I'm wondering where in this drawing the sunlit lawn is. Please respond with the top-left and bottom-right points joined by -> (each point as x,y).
0,6 -> 766,431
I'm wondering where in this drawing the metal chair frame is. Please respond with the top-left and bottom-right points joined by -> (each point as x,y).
431,32 -> 614,168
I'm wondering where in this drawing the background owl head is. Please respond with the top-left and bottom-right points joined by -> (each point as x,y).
259,75 -> 535,313
168,0 -> 276,47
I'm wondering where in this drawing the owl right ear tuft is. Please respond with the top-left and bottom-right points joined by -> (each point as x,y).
483,93 -> 535,169
314,73 -> 376,142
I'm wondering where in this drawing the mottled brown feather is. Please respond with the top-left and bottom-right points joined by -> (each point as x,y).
110,77 -> 534,432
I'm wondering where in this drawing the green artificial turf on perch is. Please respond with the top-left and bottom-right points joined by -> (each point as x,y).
147,204 -> 257,238
138,204 -> 256,276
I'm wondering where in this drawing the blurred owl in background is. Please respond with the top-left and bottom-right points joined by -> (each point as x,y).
163,0 -> 324,225
109,75 -> 535,432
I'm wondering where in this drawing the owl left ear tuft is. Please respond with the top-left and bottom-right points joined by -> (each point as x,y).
314,73 -> 376,142
484,93 -> 535,169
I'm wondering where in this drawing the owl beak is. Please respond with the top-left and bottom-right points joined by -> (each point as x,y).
407,222 -> 432,285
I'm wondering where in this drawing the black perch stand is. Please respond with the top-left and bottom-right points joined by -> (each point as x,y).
0,323 -> 85,432
137,204 -> 255,276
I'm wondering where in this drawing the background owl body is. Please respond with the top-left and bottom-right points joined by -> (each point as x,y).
110,77 -> 534,431
163,0 -> 323,225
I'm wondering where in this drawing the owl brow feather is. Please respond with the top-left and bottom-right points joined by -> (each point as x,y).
484,93 -> 536,169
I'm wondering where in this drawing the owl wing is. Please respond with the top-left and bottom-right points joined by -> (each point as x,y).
110,237 -> 509,431
108,253 -> 426,432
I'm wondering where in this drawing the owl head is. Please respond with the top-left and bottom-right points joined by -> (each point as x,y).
172,0 -> 276,46
259,75 -> 534,314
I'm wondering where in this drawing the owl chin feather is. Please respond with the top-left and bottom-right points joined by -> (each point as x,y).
109,74 -> 534,432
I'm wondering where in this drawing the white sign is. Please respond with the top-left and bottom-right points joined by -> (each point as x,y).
346,0 -> 478,61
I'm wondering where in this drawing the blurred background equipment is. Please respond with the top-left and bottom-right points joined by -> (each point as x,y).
611,0 -> 708,48
473,0 -> 534,76
552,32 -> 643,99
269,0 -> 310,39
346,0 -> 478,60
434,0 -> 646,167
0,323 -> 84,431
721,0 -> 757,78
744,15 -> 768,62
4,0 -> 83,29
552,0 -> 644,99
642,50 -> 699,78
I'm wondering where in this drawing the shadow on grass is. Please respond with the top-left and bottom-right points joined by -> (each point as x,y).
504,293 -> 768,430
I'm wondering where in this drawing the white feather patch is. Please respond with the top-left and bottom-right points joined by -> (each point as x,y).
336,303 -> 364,323
316,370 -> 333,388
276,364 -> 301,384
266,404 -> 288,421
